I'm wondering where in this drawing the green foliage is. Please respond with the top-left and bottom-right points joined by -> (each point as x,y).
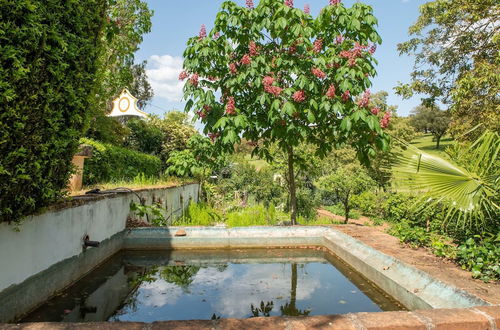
82,138 -> 162,185
318,164 -> 375,223
396,0 -> 499,141
409,105 -> 450,148
226,204 -> 283,227
126,118 -> 164,155
0,0 -> 107,222
130,201 -> 167,226
174,203 -> 223,226
325,204 -> 361,220
160,265 -> 201,291
181,0 -> 389,222
457,234 -> 500,282
388,221 -> 430,248
394,131 -> 499,233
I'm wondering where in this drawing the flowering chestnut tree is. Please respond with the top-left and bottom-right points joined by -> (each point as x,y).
180,0 -> 390,224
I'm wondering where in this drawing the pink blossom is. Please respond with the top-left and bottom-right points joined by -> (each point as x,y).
336,34 -> 344,44
284,0 -> 294,8
311,67 -> 326,79
293,90 -> 306,103
249,41 -> 259,56
178,71 -> 188,81
199,24 -> 207,40
241,54 -> 251,65
208,132 -> 220,142
229,63 -> 237,75
369,44 -> 377,55
265,85 -> 283,96
326,85 -> 336,99
226,97 -> 236,115
203,105 -> 212,111
288,45 -> 297,54
196,110 -> 207,119
380,112 -> 391,128
330,0 -> 341,5
342,90 -> 350,102
213,32 -> 220,40
189,73 -> 199,87
246,0 -> 254,9
263,76 -> 275,86
313,39 -> 323,53
304,4 -> 310,14
371,107 -> 380,115
357,89 -> 371,108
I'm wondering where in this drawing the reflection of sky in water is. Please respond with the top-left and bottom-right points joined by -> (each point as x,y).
111,262 -> 383,322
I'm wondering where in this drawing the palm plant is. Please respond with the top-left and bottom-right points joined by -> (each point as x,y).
393,130 -> 499,232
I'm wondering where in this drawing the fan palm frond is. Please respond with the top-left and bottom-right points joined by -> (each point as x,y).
393,131 -> 499,231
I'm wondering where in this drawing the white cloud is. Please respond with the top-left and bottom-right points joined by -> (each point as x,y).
146,54 -> 185,102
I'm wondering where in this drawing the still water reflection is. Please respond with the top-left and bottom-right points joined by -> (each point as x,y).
21,249 -> 405,322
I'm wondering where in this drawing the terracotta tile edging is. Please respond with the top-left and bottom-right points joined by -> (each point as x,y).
2,306 -> 499,329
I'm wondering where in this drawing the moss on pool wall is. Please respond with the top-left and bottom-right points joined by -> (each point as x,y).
0,183 -> 199,322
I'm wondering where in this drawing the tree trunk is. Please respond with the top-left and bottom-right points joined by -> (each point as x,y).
290,263 -> 297,307
288,147 -> 297,225
436,135 -> 441,149
344,194 -> 349,224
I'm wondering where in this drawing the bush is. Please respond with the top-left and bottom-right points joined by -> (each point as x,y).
457,234 -> 500,282
82,138 -> 162,185
174,203 -> 222,226
0,0 -> 107,222
226,204 -> 282,227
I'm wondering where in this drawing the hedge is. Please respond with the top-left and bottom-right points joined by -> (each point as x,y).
0,0 -> 107,222
81,138 -> 162,185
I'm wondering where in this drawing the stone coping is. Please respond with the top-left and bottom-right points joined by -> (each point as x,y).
3,306 -> 499,329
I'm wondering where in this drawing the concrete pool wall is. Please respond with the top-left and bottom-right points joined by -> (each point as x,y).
0,183 -> 199,323
124,226 -> 489,311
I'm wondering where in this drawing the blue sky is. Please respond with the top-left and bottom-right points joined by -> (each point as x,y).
136,0 -> 428,117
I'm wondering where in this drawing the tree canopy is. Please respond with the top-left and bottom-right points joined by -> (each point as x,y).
396,0 -> 499,140
180,0 -> 390,223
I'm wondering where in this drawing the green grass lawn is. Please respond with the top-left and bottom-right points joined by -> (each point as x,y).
244,154 -> 269,170
409,134 -> 453,158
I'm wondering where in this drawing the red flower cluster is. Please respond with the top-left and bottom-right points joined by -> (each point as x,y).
357,89 -> 371,108
226,97 -> 236,115
208,132 -> 220,142
249,41 -> 259,56
178,71 -> 188,81
326,84 -> 336,99
293,90 -> 306,103
196,110 -> 206,119
189,73 -> 199,87
246,0 -> 254,9
313,39 -> 323,53
285,0 -> 294,8
213,32 -> 220,40
229,63 -> 237,75
199,24 -> 207,40
311,67 -> 326,79
369,44 -> 377,55
304,4 -> 310,14
340,42 -> 368,66
342,90 -> 350,102
263,75 -> 283,96
371,107 -> 380,115
241,54 -> 251,65
288,45 -> 297,54
330,0 -> 341,5
380,112 -> 391,128
336,34 -> 344,44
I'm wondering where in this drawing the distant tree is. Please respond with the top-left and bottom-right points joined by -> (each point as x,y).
410,106 -> 451,148
318,164 -> 374,223
129,60 -> 154,110
181,0 -> 389,224
396,0 -> 499,140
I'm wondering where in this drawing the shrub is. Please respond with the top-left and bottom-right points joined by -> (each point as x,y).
457,234 -> 500,282
0,0 -> 107,222
226,205 -> 281,227
82,138 -> 162,185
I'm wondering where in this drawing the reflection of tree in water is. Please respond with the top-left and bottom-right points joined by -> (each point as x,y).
160,265 -> 202,292
251,301 -> 274,317
280,263 -> 311,317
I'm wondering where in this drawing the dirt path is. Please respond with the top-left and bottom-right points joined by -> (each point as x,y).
317,209 -> 500,305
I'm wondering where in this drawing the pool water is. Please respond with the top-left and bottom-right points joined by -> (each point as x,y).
21,249 -> 405,322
